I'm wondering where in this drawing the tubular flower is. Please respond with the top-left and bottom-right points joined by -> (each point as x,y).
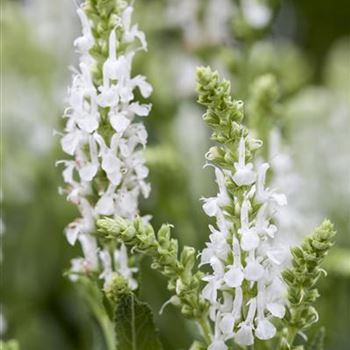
197,67 -> 289,347
58,0 -> 152,290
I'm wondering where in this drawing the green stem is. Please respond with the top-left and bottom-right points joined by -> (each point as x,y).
197,316 -> 213,345
98,314 -> 115,350
278,326 -> 298,350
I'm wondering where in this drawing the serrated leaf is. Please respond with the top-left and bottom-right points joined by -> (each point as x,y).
307,327 -> 325,350
115,293 -> 163,350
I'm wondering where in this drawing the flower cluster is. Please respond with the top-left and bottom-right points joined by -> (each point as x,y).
57,0 -> 152,290
197,67 -> 290,348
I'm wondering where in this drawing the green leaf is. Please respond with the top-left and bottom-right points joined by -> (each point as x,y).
75,277 -> 115,350
307,327 -> 325,350
114,293 -> 163,350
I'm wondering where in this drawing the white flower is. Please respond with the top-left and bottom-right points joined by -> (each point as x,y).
239,199 -> 260,251
256,163 -> 287,206
241,0 -> 272,29
202,167 -> 230,217
200,130 -> 290,347
232,137 -> 256,186
59,3 -> 152,288
223,239 -> 244,287
208,338 -> 228,350
235,298 -> 257,346
74,8 -> 94,53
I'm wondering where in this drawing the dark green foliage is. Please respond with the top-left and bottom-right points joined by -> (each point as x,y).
114,293 -> 163,350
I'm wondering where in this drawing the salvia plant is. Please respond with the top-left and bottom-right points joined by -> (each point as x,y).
52,1 -> 337,350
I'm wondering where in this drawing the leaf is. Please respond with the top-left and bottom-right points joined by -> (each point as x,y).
114,293 -> 163,350
307,327 -> 325,350
75,277 -> 116,350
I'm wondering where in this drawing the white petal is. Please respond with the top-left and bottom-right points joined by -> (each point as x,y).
79,163 -> 98,182
129,102 -> 151,116
235,324 -> 254,346
210,257 -> 225,276
208,339 -> 228,350
200,248 -> 213,266
241,231 -> 260,251
272,193 -> 287,206
65,223 -> 80,245
97,86 -> 118,107
202,280 -> 218,303
62,162 -> 75,183
132,75 -> 153,97
77,117 -> 99,133
219,314 -> 235,335
244,261 -> 265,281
107,170 -> 122,186
102,152 -> 120,173
110,113 -> 130,133
95,195 -> 115,215
224,267 -> 244,288
255,319 -> 276,340
202,197 -> 218,217
61,132 -> 80,155
232,167 -> 256,186
267,247 -> 288,265
267,303 -> 285,318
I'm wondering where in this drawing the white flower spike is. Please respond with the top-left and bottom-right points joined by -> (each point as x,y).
58,1 -> 152,289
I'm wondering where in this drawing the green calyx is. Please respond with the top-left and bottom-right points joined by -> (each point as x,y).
104,275 -> 130,303
280,220 -> 336,349
97,217 -> 208,319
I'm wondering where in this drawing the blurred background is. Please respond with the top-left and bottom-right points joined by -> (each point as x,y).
1,0 -> 350,349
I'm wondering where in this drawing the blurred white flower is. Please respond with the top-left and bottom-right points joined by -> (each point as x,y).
241,0 -> 272,29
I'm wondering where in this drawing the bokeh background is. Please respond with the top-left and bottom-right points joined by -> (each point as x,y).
2,0 -> 350,349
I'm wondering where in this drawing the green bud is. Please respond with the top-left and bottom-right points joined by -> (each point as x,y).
281,220 -> 336,347
104,275 -> 130,303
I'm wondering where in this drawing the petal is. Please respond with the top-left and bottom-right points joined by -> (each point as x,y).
132,75 -> 153,97
79,163 -> 98,182
219,314 -> 235,335
65,223 -> 80,245
241,231 -> 260,251
202,281 -> 218,303
129,102 -> 152,116
77,116 -> 99,133
232,168 -> 256,186
61,132 -> 80,155
107,170 -> 122,186
110,112 -> 130,133
95,195 -> 114,215
244,261 -> 265,281
224,267 -> 244,288
208,339 -> 228,350
255,319 -> 276,340
267,303 -> 285,319
202,197 -> 218,217
102,152 -> 120,173
235,324 -> 254,346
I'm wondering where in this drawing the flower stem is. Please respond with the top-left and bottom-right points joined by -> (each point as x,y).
197,316 -> 213,345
